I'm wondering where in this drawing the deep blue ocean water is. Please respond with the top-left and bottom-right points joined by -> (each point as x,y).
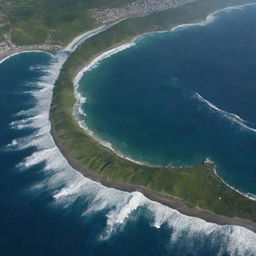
1,4 -> 256,256
78,4 -> 256,195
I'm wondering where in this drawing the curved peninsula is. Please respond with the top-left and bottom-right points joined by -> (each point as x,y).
50,0 -> 256,232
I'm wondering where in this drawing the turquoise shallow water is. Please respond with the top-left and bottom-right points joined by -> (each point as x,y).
78,4 -> 256,195
1,4 -> 256,256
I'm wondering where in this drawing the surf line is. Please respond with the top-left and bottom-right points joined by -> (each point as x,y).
73,1 -> 256,168
194,92 -> 256,134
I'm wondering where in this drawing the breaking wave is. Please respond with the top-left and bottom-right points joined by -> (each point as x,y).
73,1 -> 256,171
171,2 -> 256,32
64,20 -> 124,52
3,6 -> 256,254
5,50 -> 256,256
194,92 -> 256,134
73,42 -> 151,166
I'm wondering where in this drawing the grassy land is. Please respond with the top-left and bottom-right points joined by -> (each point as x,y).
0,0 -> 134,45
0,4 -> 9,41
51,0 -> 256,222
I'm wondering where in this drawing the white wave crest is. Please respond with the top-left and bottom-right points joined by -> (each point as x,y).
194,92 -> 256,133
64,19 -> 124,52
72,2 -> 256,170
3,9 -> 256,255
9,113 -> 48,130
0,51 -> 53,65
16,148 -> 54,169
148,201 -> 256,255
29,64 -> 45,71
13,109 -> 36,118
76,117 -> 145,166
99,192 -> 147,240
171,2 -> 256,33
74,42 -> 135,85
73,42 -> 159,167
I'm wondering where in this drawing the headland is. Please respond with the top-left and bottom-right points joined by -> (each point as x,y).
1,0 -> 255,234
49,0 -> 256,233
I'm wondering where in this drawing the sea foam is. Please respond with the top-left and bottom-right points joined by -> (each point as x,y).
194,92 -> 256,134
171,2 -> 256,33
8,52 -> 256,256
73,1 -> 256,170
3,7 -> 256,255
64,19 -> 124,52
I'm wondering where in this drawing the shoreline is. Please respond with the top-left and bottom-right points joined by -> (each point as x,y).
73,1 -> 256,84
49,0 -> 256,233
1,0 -> 255,233
0,46 -> 61,64
49,116 -> 256,233
72,1 -> 256,199
64,19 -> 127,53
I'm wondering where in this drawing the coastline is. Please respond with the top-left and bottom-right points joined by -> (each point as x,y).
49,116 -> 256,233
1,0 -> 255,233
64,19 -> 127,53
72,41 -> 151,167
49,0 -> 256,233
0,46 -> 61,64
73,1 -> 256,85
72,1 -> 256,196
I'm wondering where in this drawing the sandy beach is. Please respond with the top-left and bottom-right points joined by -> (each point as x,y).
0,46 -> 61,64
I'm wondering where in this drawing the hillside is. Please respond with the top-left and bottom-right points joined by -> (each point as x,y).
50,0 -> 256,232
0,0 -> 190,46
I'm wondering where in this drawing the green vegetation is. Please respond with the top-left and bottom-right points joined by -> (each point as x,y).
0,4 -> 9,41
0,0 -> 133,45
51,0 -> 256,222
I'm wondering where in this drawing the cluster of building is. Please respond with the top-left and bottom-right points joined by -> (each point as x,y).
92,0 -> 193,23
0,34 -> 62,58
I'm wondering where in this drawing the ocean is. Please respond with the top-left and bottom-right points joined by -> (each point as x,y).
77,4 -> 256,196
0,4 -> 256,256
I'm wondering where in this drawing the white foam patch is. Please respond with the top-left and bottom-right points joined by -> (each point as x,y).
70,43 -> 149,164
0,51 -> 53,65
6,133 -> 49,151
246,193 -> 256,201
72,2 -> 256,169
16,148 -> 55,169
9,114 -> 48,130
194,92 -> 256,134
147,201 -> 256,255
64,19 -> 125,52
73,42 -> 135,85
51,177 -> 94,208
171,2 -> 256,33
99,192 -> 147,240
13,109 -> 36,118
76,116 -> 146,166
29,64 -> 45,71
72,41 -> 152,167
3,8 -> 256,255
7,139 -> 18,148
53,178 -> 88,199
